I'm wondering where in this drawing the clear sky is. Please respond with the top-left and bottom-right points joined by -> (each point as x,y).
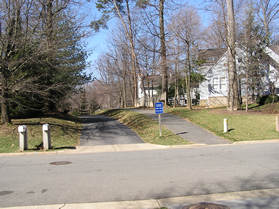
80,0 -> 212,75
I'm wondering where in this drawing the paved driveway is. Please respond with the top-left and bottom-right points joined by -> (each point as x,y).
80,115 -> 143,146
133,109 -> 230,145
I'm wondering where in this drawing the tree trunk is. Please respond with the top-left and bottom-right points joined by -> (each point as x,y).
141,76 -> 146,107
174,61 -> 178,108
46,0 -> 54,51
226,0 -> 239,111
159,0 -> 168,105
113,0 -> 138,107
122,78 -> 127,108
186,43 -> 192,110
245,66 -> 249,112
261,3 -> 270,44
152,41 -> 156,107
129,74 -> 134,105
1,73 -> 9,124
174,41 -> 180,108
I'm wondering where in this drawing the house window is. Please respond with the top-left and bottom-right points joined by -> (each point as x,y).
208,57 -> 216,62
213,78 -> 219,90
220,77 -> 226,90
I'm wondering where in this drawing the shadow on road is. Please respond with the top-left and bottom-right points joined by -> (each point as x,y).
116,173 -> 279,209
80,115 -> 143,145
80,115 -> 116,124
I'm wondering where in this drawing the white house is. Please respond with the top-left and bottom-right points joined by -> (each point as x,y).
199,45 -> 279,107
138,75 -> 160,107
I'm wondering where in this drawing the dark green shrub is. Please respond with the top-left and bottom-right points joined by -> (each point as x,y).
256,95 -> 279,105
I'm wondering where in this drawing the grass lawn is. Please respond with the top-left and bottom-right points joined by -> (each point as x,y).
0,116 -> 81,153
103,109 -> 189,145
166,107 -> 279,142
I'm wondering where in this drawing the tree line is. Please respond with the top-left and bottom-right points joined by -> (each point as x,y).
1,0 -> 278,121
0,0 -> 90,123
87,0 -> 279,111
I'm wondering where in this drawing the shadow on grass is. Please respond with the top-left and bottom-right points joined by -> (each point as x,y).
163,132 -> 188,138
11,121 -> 81,137
79,116 -> 116,124
27,144 -> 76,151
176,131 -> 188,135
11,112 -> 82,123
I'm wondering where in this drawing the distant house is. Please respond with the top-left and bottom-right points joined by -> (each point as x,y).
137,73 -> 199,107
138,75 -> 160,107
198,46 -> 279,107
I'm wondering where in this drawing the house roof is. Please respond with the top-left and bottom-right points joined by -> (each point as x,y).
198,48 -> 227,65
267,45 -> 279,70
270,45 -> 279,55
142,74 -> 161,88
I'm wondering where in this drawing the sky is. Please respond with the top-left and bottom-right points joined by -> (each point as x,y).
79,0 -> 212,76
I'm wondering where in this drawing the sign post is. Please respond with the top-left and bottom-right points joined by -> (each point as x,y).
155,102 -> 164,137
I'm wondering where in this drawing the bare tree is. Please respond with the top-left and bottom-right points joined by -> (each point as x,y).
94,0 -> 140,107
257,0 -> 279,43
226,0 -> 240,111
169,6 -> 201,110
158,0 -> 168,104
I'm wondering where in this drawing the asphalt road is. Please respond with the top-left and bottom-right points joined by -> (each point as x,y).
80,115 -> 143,146
0,142 -> 279,208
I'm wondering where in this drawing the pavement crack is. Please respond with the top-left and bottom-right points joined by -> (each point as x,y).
58,203 -> 66,209
156,199 -> 162,208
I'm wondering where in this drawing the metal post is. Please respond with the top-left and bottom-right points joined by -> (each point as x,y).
224,118 -> 228,133
159,114 -> 162,137
18,125 -> 27,152
43,124 -> 51,151
276,116 -> 279,132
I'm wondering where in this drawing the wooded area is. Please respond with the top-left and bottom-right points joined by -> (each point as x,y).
0,0 -> 90,123
85,0 -> 279,112
1,0 -> 279,122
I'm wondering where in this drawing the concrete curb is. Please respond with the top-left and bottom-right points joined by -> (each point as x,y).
1,140 -> 279,156
232,139 -> 279,144
0,143 -> 206,157
5,188 -> 279,209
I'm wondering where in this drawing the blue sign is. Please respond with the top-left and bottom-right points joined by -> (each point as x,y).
155,102 -> 164,114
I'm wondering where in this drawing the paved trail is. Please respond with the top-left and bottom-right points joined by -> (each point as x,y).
80,115 -> 143,146
133,109 -> 230,145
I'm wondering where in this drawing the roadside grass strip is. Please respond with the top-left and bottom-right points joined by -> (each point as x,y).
0,117 -> 81,153
103,109 -> 189,145
166,107 -> 279,142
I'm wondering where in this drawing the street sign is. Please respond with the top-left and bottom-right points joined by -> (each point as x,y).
155,102 -> 164,114
155,102 -> 163,137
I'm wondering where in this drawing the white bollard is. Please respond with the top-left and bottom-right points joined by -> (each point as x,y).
42,124 -> 51,151
276,116 -> 279,132
224,118 -> 228,133
18,125 -> 27,152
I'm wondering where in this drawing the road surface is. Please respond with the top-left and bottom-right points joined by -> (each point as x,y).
133,109 -> 230,145
0,142 -> 279,208
80,115 -> 143,146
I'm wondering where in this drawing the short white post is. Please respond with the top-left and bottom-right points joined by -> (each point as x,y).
42,124 -> 51,151
159,114 -> 162,137
276,116 -> 279,132
18,125 -> 27,152
224,118 -> 228,133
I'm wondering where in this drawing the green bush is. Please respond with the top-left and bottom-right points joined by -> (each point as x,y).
256,95 -> 279,105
